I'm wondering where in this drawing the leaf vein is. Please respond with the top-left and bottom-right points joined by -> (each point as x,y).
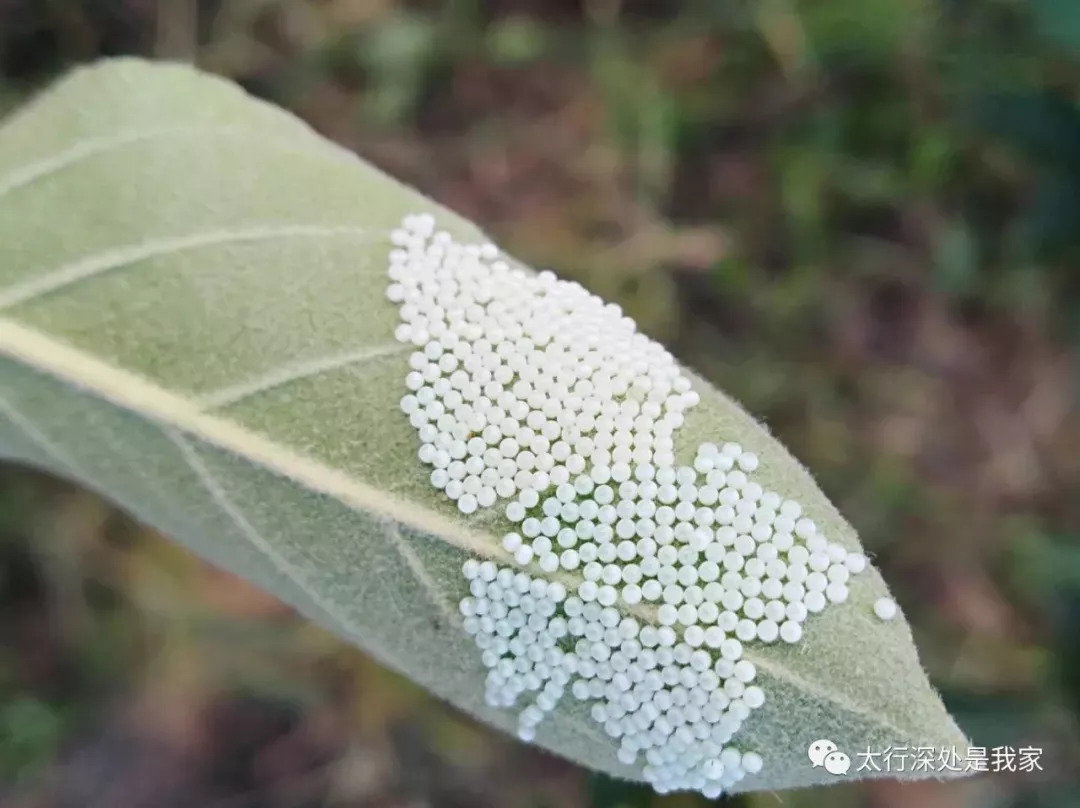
0,125 -> 336,200
163,425 -> 350,624
382,518 -> 460,624
199,341 -> 410,411
0,389 -> 82,476
0,225 -> 377,311
0,318 -> 506,561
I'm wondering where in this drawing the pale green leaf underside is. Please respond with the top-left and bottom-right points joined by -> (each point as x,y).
0,59 -> 968,791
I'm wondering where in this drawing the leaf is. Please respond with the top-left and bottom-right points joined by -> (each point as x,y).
0,59 -> 968,792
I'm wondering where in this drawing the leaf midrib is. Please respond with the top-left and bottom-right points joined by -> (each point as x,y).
0,317 -> 499,558
0,316 -> 923,742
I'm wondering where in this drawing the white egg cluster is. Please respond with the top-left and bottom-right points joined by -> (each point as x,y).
460,558 -> 763,796
475,441 -> 865,795
388,214 -> 698,515
385,215 -> 872,797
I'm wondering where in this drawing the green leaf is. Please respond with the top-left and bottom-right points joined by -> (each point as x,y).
0,59 -> 967,792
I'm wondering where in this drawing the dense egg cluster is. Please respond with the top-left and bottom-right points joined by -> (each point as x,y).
388,213 -> 698,515
386,214 -> 872,797
460,558 -> 764,796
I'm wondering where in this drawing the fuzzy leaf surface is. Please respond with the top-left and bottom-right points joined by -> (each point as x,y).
0,59 -> 968,790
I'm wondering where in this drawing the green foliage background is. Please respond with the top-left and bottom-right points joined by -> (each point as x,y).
0,1 -> 1077,806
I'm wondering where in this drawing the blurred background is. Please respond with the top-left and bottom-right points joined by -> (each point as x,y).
0,0 -> 1078,806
